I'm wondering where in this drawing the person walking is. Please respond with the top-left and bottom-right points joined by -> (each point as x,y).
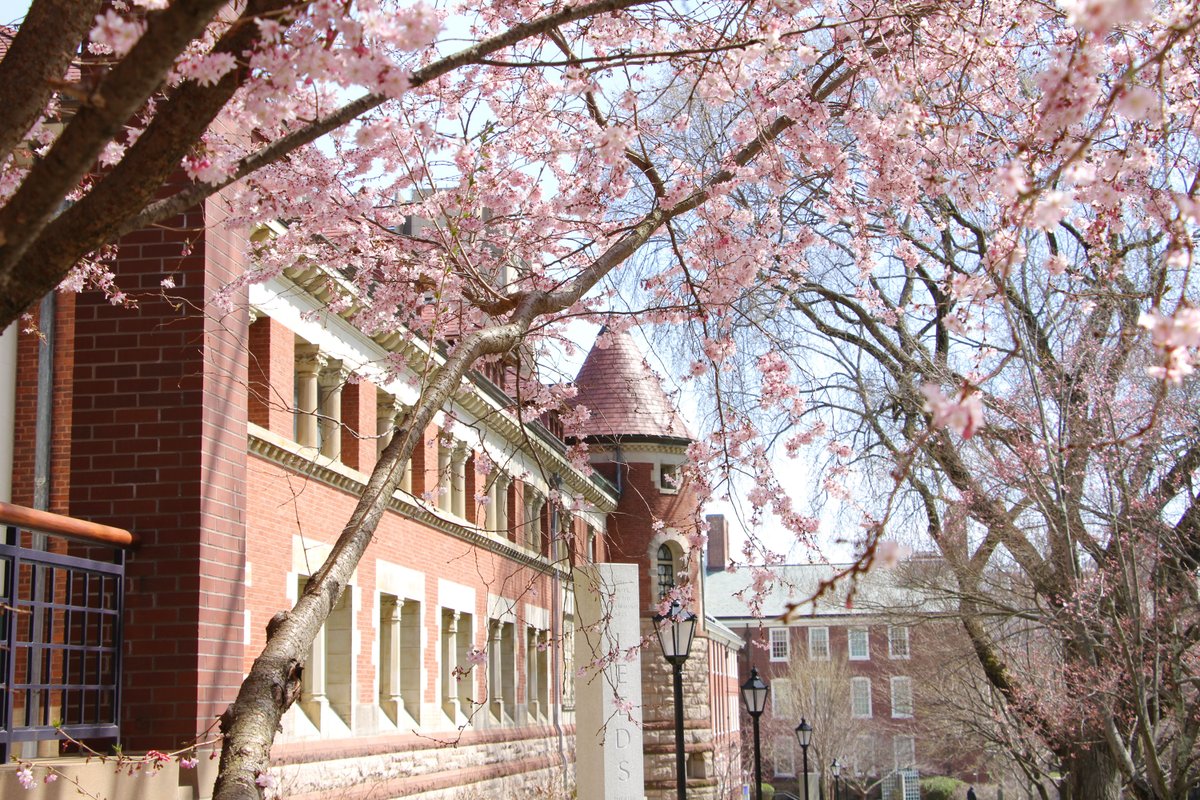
966,787 -> 978,800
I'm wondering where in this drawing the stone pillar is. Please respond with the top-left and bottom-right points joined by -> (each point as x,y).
525,491 -> 544,550
489,620 -> 505,723
318,360 -> 346,459
484,474 -> 498,530
498,475 -> 510,534
443,611 -> 461,719
295,344 -> 324,448
377,395 -> 411,492
381,598 -> 403,719
437,439 -> 452,512
574,563 -> 646,800
526,624 -> 541,720
451,446 -> 467,518
301,613 -> 327,724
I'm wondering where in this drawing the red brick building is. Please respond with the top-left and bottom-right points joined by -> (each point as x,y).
706,550 -> 958,800
0,205 -> 742,799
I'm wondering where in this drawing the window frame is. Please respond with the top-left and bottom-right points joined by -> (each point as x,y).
848,626 -> 870,661
893,734 -> 916,770
807,626 -> 830,660
773,739 -> 796,777
890,675 -> 914,718
769,627 -> 791,662
850,676 -> 873,718
658,462 -> 682,494
656,543 -> 676,599
772,677 -> 794,717
888,625 -> 911,660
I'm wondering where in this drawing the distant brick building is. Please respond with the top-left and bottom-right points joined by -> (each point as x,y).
0,206 -> 742,798
706,549 -> 960,800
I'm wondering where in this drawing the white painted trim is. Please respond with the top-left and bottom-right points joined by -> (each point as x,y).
437,578 -> 476,614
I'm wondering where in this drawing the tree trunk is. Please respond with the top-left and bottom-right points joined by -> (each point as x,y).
1060,740 -> 1122,800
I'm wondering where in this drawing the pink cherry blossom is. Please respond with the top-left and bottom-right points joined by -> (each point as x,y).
921,384 -> 984,439
89,10 -> 144,56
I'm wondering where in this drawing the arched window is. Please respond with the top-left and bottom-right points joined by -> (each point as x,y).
656,544 -> 676,599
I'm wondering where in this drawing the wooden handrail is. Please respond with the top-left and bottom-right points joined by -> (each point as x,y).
0,501 -> 135,548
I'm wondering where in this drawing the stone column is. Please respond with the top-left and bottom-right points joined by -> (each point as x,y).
381,597 -> 404,720
443,611 -> 460,719
494,474 -> 510,534
318,360 -> 347,459
295,344 -> 325,448
526,624 -> 540,720
377,396 -> 411,492
489,620 -> 505,723
437,439 -> 452,512
301,607 -> 327,723
451,445 -> 467,518
484,476 -> 498,531
525,491 -> 544,550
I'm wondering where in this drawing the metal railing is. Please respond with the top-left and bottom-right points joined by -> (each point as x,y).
0,501 -> 133,762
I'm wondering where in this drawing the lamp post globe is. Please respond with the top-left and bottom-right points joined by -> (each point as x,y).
740,667 -> 769,800
794,719 -> 813,800
654,601 -> 697,800
831,758 -> 841,800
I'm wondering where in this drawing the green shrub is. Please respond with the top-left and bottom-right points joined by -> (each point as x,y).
760,782 -> 775,800
920,776 -> 965,800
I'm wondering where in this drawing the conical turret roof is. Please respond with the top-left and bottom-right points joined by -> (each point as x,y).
571,327 -> 692,441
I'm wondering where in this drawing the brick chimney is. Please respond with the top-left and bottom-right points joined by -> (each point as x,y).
706,513 -> 728,572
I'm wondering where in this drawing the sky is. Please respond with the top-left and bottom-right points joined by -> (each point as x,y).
1,0 -> 26,25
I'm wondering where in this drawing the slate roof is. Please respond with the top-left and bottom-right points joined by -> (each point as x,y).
704,560 -> 950,622
571,326 -> 693,441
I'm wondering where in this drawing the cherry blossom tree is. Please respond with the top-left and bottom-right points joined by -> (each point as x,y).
4,0 -> 1200,798
647,3 -> 1200,789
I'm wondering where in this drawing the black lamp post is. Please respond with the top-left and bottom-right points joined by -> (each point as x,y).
740,667 -> 769,800
794,718 -> 813,800
655,600 -> 697,800
831,758 -> 841,800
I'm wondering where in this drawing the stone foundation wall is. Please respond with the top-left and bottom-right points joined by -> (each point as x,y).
276,728 -> 576,800
641,620 -> 722,800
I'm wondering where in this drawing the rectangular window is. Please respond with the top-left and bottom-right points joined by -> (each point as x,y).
523,486 -> 544,550
526,626 -> 550,720
440,609 -> 473,722
890,676 -> 914,718
888,625 -> 910,659
487,619 -> 517,724
659,462 -> 681,493
851,676 -> 873,718
769,627 -> 790,661
297,575 -> 354,728
893,735 -> 916,770
848,627 -> 870,660
772,678 -> 794,717
379,594 -> 422,726
808,626 -> 830,660
773,739 -> 796,777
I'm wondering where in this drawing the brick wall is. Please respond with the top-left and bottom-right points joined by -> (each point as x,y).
248,315 -> 295,437
68,193 -> 249,748
601,459 -> 701,610
340,379 -> 377,474
243,451 -> 561,726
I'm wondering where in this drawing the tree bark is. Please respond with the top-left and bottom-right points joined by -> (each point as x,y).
1060,738 -> 1122,800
